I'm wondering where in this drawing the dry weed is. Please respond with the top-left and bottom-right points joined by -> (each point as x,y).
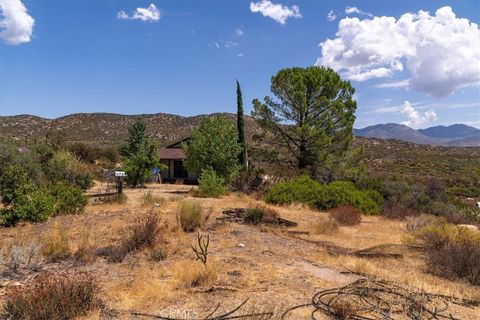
40,224 -> 72,262
173,260 -> 218,288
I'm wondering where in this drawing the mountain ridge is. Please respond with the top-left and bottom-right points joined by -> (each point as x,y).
1,113 -> 478,147
354,123 -> 479,147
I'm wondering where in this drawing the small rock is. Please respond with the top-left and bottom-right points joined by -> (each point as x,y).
238,243 -> 245,248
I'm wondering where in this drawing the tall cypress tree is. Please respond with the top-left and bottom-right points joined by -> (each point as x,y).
236,80 -> 247,169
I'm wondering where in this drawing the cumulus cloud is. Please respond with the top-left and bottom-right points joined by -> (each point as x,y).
0,0 -> 35,45
345,6 -> 373,17
327,10 -> 336,22
117,4 -> 160,22
317,6 -> 480,97
250,0 -> 302,25
235,28 -> 244,37
400,101 -> 437,127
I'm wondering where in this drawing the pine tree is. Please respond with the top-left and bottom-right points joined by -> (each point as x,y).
236,80 -> 247,169
252,67 -> 356,176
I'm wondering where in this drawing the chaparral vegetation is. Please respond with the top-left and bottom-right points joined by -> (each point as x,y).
1,66 -> 479,319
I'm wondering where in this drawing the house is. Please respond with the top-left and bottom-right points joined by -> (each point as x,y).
157,137 -> 198,184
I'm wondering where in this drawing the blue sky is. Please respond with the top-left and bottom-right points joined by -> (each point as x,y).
0,0 -> 479,129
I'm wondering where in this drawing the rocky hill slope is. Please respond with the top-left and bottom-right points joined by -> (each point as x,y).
0,113 -> 260,146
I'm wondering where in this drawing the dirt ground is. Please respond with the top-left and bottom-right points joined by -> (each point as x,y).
1,183 -> 479,319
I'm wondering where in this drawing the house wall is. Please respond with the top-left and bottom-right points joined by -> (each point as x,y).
160,160 -> 170,179
159,158 -> 198,182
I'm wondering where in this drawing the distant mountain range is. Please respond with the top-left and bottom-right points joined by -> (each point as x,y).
354,123 -> 480,147
0,112 -> 478,147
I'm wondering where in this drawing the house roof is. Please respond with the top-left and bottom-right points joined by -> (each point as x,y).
158,137 -> 190,159
158,147 -> 186,160
164,136 -> 191,149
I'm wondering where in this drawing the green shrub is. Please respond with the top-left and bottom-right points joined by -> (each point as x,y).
0,163 -> 35,206
48,183 -> 87,215
265,176 -> 322,207
45,150 -> 92,190
265,176 -> 382,215
194,168 -> 226,198
315,181 -> 382,215
1,190 -> 56,226
244,206 -> 279,225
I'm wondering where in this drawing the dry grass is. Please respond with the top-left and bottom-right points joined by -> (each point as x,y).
2,271 -> 100,319
73,229 -> 96,263
103,265 -> 178,311
176,200 -> 211,232
141,191 -> 165,207
313,251 -> 480,301
173,260 -> 218,288
1,183 -> 479,319
405,214 -> 445,232
40,224 -> 72,262
329,206 -> 362,226
312,219 -> 340,235
99,212 -> 165,262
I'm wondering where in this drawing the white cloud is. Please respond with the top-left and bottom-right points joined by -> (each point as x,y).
117,11 -> 129,20
117,4 -> 160,22
238,53 -> 244,58
400,101 -> 437,127
250,0 -> 301,25
373,79 -> 409,89
375,106 -> 401,114
327,10 -> 336,22
235,28 -> 244,37
0,0 -> 35,45
345,6 -> 373,17
210,40 -> 239,49
317,6 -> 480,97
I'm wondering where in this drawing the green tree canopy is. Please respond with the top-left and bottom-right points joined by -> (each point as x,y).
119,119 -> 159,187
252,66 -> 356,178
183,116 -> 241,182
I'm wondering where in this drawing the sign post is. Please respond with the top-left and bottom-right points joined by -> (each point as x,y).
114,171 -> 126,194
